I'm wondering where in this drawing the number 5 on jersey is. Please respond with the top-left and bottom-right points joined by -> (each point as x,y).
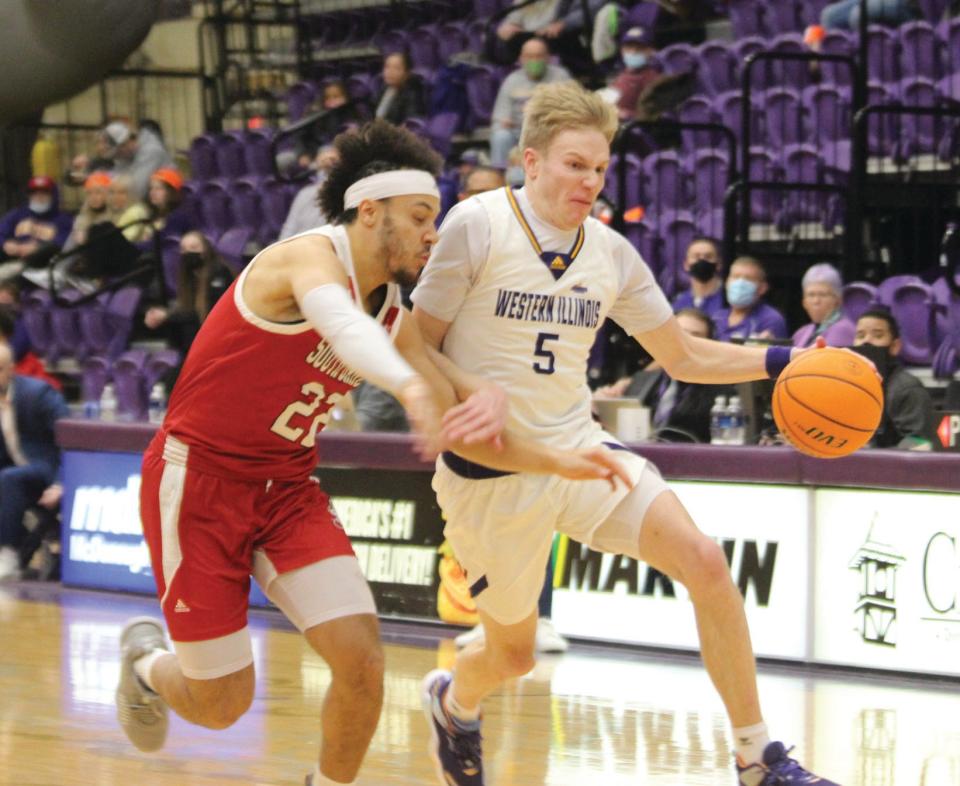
271,381 -> 344,448
533,332 -> 559,375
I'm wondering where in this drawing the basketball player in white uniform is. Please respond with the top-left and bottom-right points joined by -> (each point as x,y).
412,82 -> 838,786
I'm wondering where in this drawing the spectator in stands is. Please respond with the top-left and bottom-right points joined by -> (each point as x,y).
594,308 -> 733,442
608,25 -> 663,121
495,0 -> 606,71
297,80 -> 363,166
108,174 -> 152,244
65,172 -> 117,251
146,167 -> 193,244
0,176 -> 72,276
0,342 -> 69,581
65,129 -> 116,188
0,303 -> 59,392
280,145 -> 341,240
821,0 -> 920,30
459,166 -> 505,200
490,37 -> 571,168
671,237 -> 725,320
102,120 -> 174,201
144,231 -> 234,367
374,52 -> 426,126
792,263 -> 856,348
713,256 -> 788,341
853,308 -> 936,450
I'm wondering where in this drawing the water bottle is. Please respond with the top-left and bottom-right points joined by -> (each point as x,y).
726,395 -> 745,446
82,397 -> 100,419
148,383 -> 167,424
709,395 -> 728,445
99,382 -> 118,423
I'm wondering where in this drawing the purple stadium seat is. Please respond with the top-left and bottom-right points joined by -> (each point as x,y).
21,289 -> 53,358
766,1 -> 801,35
104,287 -> 143,360
643,151 -> 685,212
900,21 -> 943,81
624,2 -> 661,30
112,350 -> 148,420
746,147 -> 783,223
145,349 -> 181,390
932,276 -> 960,377
762,87 -> 805,148
425,111 -> 460,157
803,84 -> 851,143
466,65 -> 497,127
409,27 -> 440,70
727,0 -> 764,38
820,29 -> 856,87
242,129 -> 274,177
657,210 -> 697,298
713,90 -> 763,148
897,77 -> 941,158
624,220 -> 660,276
603,153 -> 644,212
865,81 -> 899,158
879,276 -> 935,365
160,235 -> 182,297
677,96 -> 720,153
733,35 -> 766,63
229,177 -> 263,229
777,144 -> 828,229
696,41 -> 738,96
286,81 -> 318,123
659,43 -> 698,76
917,0 -> 949,22
687,149 -> 730,217
77,292 -> 114,358
81,355 -> 111,404
198,180 -> 233,239
769,34 -> 811,88
216,226 -> 255,273
842,281 -> 879,322
189,134 -> 218,181
213,133 -> 247,179
867,25 -> 900,85
437,22 -> 469,62
472,0 -> 500,18
49,289 -> 86,361
695,207 -> 726,239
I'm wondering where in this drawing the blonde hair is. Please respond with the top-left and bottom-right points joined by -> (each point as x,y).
519,80 -> 618,153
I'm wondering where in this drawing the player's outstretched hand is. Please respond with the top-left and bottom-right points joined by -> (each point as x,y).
553,446 -> 633,491
441,382 -> 508,450
398,376 -> 444,460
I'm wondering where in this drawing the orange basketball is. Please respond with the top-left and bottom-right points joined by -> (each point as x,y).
772,347 -> 884,459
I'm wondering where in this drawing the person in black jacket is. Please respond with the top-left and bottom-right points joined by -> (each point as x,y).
374,52 -> 426,126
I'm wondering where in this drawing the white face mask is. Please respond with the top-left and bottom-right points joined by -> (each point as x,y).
29,197 -> 52,214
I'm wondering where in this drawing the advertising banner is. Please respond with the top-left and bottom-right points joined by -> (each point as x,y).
551,482 -> 811,659
813,488 -> 960,677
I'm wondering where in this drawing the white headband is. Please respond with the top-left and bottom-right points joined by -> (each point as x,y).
343,169 -> 440,209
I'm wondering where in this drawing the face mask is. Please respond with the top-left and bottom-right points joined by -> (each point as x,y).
726,278 -> 758,308
623,52 -> 648,70
181,252 -> 204,272
29,197 -> 52,214
524,60 -> 547,80
850,342 -> 891,380
689,258 -> 716,283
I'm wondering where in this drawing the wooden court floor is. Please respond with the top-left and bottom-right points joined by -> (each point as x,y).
2,583 -> 959,786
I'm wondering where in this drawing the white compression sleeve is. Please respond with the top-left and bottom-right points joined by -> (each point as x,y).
300,283 -> 417,396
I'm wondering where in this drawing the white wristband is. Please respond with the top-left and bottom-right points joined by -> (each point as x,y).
300,284 -> 416,396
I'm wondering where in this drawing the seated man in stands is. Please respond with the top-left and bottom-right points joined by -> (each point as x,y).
459,166 -> 505,201
607,25 -> 664,121
280,145 -> 341,239
0,343 -> 69,581
101,120 -> 173,201
490,37 -> 570,168
0,177 -> 72,271
853,308 -> 936,451
671,236 -> 725,320
713,255 -> 787,342
792,262 -> 856,348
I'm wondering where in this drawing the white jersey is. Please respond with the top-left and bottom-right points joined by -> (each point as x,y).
412,187 -> 672,450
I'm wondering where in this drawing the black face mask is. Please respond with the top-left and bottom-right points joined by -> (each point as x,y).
181,252 -> 204,272
849,342 -> 892,381
689,258 -> 717,283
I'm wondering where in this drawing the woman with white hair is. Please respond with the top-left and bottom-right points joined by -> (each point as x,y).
792,262 -> 856,347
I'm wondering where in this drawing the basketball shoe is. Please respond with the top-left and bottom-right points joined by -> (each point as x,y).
737,741 -> 840,785
422,669 -> 484,786
116,616 -> 170,752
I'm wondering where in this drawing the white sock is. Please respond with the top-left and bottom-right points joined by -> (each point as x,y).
445,681 -> 481,724
733,721 -> 770,767
312,764 -> 354,785
132,649 -> 168,692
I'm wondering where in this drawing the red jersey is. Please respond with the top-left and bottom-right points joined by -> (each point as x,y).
154,225 -> 402,481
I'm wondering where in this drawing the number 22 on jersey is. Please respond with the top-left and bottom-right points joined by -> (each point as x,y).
270,381 -> 344,448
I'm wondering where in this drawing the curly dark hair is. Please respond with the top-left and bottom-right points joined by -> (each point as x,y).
318,119 -> 443,224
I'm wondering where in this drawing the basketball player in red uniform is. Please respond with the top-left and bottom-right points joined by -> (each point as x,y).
116,120 -> 628,786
